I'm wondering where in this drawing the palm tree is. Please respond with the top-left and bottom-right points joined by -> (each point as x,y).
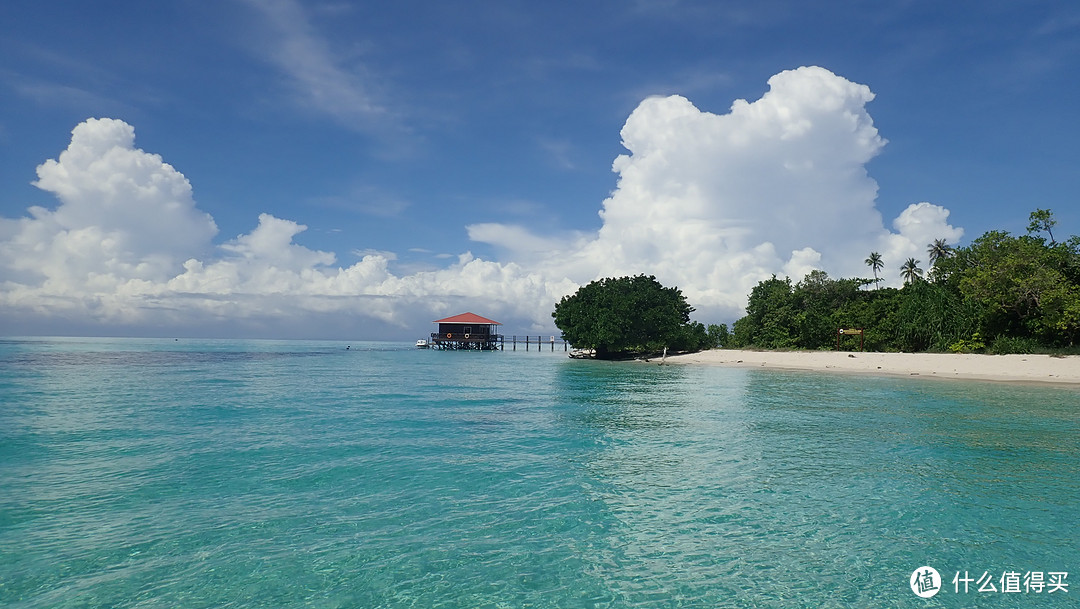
927,238 -> 952,266
900,258 -> 923,284
865,252 -> 883,289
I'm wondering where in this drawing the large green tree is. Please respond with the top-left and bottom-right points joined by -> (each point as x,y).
938,227 -> 1080,346
552,274 -> 702,358
731,275 -> 797,348
791,270 -> 868,349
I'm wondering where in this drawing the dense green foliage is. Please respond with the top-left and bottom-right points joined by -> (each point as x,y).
732,210 -> 1080,353
552,274 -> 712,358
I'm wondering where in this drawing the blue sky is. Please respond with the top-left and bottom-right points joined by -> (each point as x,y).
1,0 -> 1078,339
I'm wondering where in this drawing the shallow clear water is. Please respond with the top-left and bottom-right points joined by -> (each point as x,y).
1,337 -> 1077,608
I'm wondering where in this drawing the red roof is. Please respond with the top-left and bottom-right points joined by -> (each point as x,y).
433,312 -> 502,325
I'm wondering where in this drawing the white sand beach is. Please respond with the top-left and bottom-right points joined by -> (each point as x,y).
663,349 -> 1080,385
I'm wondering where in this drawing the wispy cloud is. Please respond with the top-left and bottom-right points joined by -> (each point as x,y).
10,78 -> 131,113
538,137 -> 578,171
306,185 -> 411,219
0,42 -> 153,115
234,0 -> 400,136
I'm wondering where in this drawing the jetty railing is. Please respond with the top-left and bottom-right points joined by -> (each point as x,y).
505,335 -> 569,352
429,333 -> 570,351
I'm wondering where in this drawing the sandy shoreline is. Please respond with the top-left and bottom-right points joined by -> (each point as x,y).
661,349 -> 1080,385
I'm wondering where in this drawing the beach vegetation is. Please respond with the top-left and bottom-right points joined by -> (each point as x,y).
731,275 -> 798,349
948,333 -> 986,354
988,335 -> 1039,355
552,274 -> 710,358
731,209 -> 1079,353
706,323 -> 730,348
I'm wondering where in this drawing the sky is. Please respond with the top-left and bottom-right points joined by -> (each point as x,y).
1,0 -> 1078,340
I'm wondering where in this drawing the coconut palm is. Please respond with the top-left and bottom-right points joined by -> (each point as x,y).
900,258 -> 923,284
865,251 -> 884,289
927,238 -> 952,266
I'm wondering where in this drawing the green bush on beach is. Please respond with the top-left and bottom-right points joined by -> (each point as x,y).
552,274 -> 713,358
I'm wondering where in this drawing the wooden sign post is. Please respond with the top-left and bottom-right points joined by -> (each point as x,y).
837,328 -> 865,351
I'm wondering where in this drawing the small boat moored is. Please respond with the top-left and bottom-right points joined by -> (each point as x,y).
415,339 -> 429,349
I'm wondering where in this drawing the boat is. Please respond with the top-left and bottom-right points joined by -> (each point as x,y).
415,339 -> 429,349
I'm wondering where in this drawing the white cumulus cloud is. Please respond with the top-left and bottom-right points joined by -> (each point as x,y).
473,66 -> 962,315
883,201 -> 965,271
0,118 -> 218,323
0,67 -> 966,338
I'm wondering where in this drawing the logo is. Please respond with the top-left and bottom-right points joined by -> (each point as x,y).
911,566 -> 941,598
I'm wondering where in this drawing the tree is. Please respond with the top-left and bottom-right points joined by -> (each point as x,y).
670,321 -> 711,352
1027,208 -> 1057,245
706,323 -> 730,348
865,252 -> 884,288
927,238 -> 952,266
927,239 -> 953,281
950,229 -> 1080,345
552,274 -> 698,358
900,258 -> 923,284
791,270 -> 867,349
727,209 -> 1077,352
731,275 -> 797,348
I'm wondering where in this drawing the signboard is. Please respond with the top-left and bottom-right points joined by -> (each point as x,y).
836,327 -> 865,351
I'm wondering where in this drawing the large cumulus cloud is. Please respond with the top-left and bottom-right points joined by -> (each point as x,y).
473,66 -> 961,318
8,118 -> 218,281
0,67 -> 963,337
0,118 -> 219,323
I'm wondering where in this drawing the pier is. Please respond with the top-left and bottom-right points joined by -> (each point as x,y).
430,333 -> 569,351
506,335 -> 569,352
428,312 -> 569,351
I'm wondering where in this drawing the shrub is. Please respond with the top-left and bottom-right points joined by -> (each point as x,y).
989,335 -> 1040,354
947,333 -> 986,353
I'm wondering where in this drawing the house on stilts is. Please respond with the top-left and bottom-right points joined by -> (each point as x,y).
431,312 -> 503,350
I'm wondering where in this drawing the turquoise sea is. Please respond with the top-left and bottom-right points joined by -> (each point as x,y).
1,337 -> 1077,608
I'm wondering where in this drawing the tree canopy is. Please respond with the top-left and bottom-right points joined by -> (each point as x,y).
731,209 -> 1079,353
554,211 -> 1076,358
552,274 -> 711,358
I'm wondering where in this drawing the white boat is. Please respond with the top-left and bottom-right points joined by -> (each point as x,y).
415,339 -> 429,349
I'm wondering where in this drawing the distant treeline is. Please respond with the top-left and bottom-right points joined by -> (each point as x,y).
728,209 -> 1080,354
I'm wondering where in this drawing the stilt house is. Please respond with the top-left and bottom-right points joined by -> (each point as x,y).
431,312 -> 503,350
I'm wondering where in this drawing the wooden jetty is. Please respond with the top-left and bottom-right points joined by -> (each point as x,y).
429,312 -> 569,351
505,334 -> 569,352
